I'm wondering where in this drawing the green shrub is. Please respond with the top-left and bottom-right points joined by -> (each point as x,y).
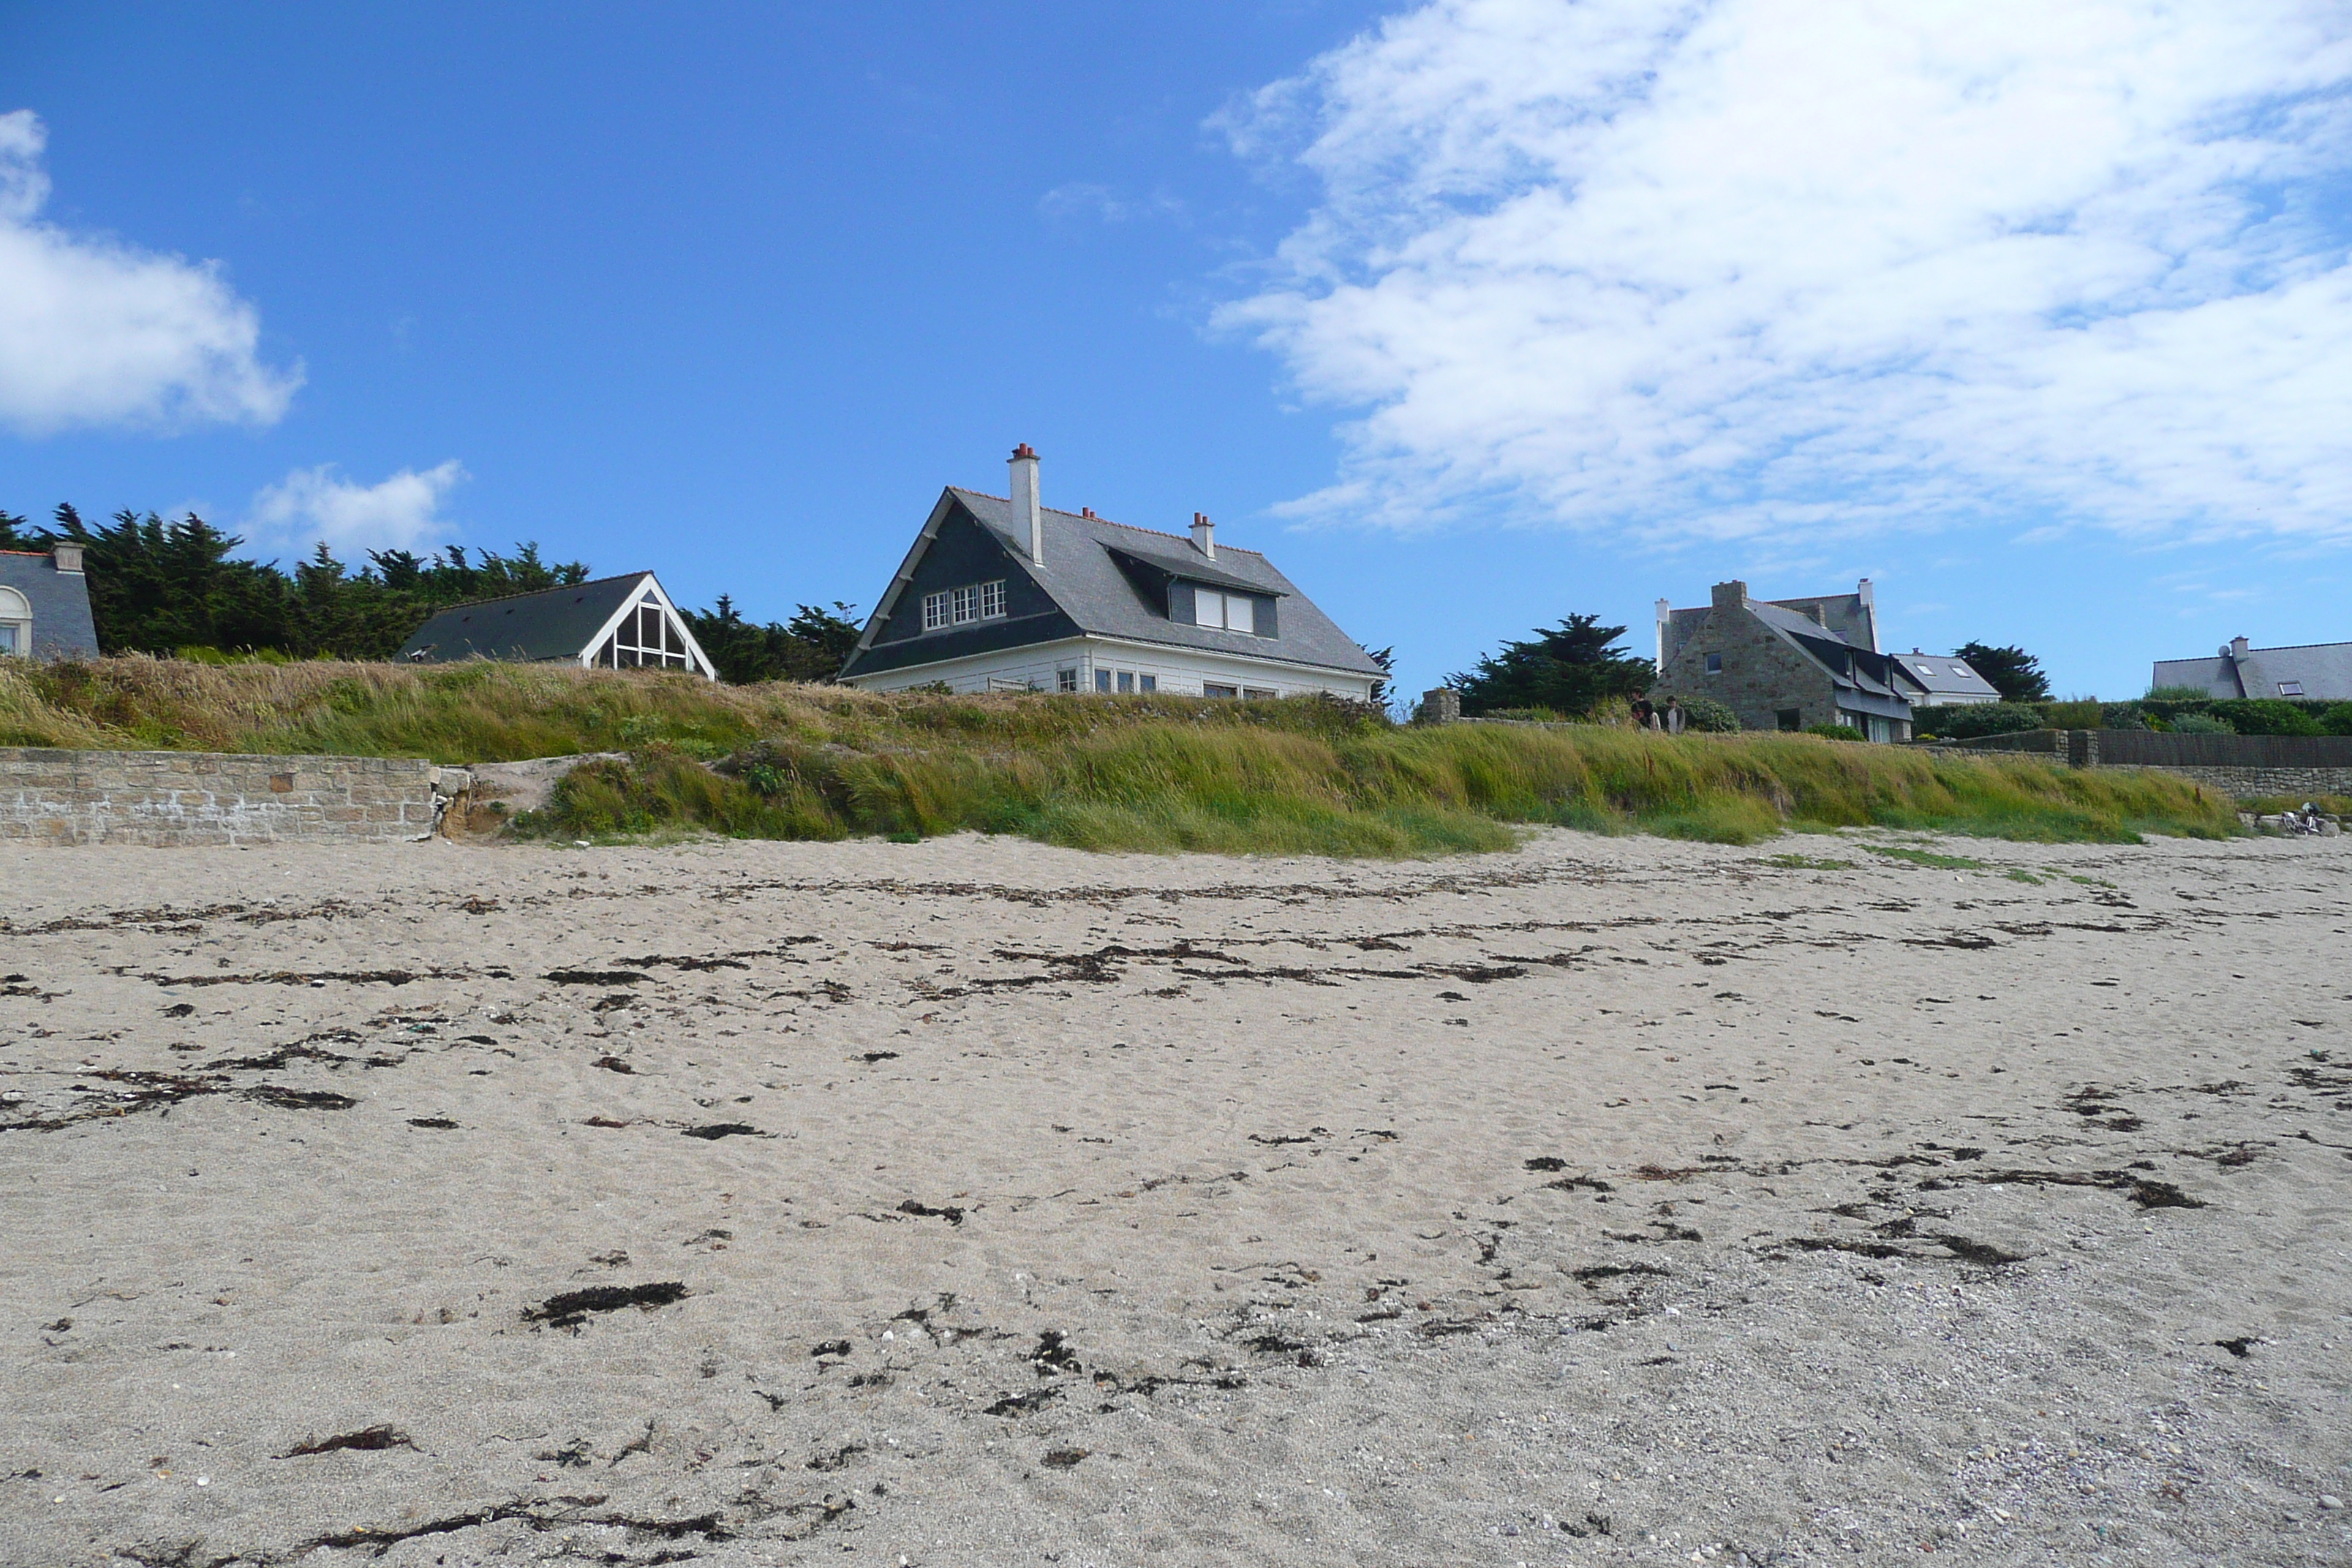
1677,696 -> 1740,733
1803,723 -> 1866,740
2146,685 -> 2208,701
2207,698 -> 2322,736
1918,702 -> 2044,739
2322,704 -> 2352,736
2043,699 -> 2103,729
2170,713 -> 2234,734
1477,706 -> 1569,723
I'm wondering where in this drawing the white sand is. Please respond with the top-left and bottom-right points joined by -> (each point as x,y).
2,828 -> 2348,1567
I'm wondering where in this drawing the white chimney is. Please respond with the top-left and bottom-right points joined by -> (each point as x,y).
1009,444 -> 1043,568
1654,597 -> 1671,674
51,541 -> 84,574
1191,512 -> 1215,559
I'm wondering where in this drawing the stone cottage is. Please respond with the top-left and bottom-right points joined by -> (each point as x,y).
1651,579 -> 1915,740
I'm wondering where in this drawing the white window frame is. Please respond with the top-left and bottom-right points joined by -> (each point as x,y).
0,586 -> 27,657
1057,668 -> 1079,693
922,590 -> 949,631
2279,681 -> 2304,696
979,580 -> 1006,619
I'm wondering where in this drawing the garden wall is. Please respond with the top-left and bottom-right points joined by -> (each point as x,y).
0,747 -> 458,846
1927,730 -> 2352,798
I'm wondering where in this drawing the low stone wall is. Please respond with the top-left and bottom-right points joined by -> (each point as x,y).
2157,764 -> 2352,800
0,748 -> 455,846
1926,731 -> 2352,799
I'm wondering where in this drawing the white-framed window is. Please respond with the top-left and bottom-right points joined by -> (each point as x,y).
1095,669 -> 1112,693
1116,671 -> 1134,693
1705,652 -> 1722,674
1139,674 -> 1156,693
921,580 -> 1007,632
1243,687 -> 1277,700
1203,682 -> 1238,698
595,598 -> 696,670
0,587 -> 27,657
2279,680 -> 2304,696
1057,668 -> 1078,693
1195,589 -> 1257,635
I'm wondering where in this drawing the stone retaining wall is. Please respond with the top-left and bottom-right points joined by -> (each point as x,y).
1926,733 -> 2352,799
0,748 -> 455,846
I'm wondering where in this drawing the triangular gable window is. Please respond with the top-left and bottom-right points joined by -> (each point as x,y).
592,592 -> 696,670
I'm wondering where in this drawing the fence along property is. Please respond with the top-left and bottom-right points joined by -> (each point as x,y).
1927,728 -> 2352,799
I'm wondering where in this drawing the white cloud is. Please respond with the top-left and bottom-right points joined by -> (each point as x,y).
1217,1 -> 2352,544
0,110 -> 300,435
249,461 -> 466,556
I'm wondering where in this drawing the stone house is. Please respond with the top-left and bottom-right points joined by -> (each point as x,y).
837,445 -> 1384,699
1651,579 -> 1916,740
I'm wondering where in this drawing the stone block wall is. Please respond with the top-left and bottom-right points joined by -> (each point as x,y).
0,748 -> 451,846
1926,733 -> 2352,800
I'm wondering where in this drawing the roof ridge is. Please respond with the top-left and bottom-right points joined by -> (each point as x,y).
946,486 -> 1268,557
2225,640 -> 2352,655
421,571 -> 651,615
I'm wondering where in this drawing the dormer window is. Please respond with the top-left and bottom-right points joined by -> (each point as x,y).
923,580 -> 1006,632
2278,681 -> 2304,696
0,587 -> 28,657
1194,589 -> 1259,636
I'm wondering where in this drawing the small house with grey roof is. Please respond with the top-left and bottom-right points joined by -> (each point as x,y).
0,542 -> 99,661
396,571 -> 716,679
2154,636 -> 2352,701
1651,578 -> 1925,739
837,445 -> 1385,701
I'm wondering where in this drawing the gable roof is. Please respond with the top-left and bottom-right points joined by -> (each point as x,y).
397,573 -> 657,664
2155,640 -> 2352,701
0,550 -> 101,660
843,489 -> 1384,679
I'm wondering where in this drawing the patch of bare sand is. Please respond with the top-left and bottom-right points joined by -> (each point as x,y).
1,829 -> 2348,1566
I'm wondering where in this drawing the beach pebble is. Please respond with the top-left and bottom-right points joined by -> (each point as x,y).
2320,1495 -> 2344,1510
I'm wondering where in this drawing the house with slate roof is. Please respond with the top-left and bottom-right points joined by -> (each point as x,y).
0,542 -> 100,661
837,446 -> 1384,700
2153,636 -> 2352,702
1651,578 -> 1926,739
396,572 -> 716,679
1887,650 -> 2002,707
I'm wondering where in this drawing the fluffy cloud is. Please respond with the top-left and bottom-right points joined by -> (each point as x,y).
249,461 -> 466,555
0,110 -> 300,435
1218,1 -> 2352,544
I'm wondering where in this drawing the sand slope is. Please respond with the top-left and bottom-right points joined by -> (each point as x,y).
2,828 -> 2348,1567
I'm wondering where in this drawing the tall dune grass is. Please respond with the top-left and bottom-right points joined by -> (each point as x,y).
0,656 -> 2241,854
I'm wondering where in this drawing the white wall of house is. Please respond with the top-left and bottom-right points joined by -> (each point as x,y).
840,635 -> 1378,701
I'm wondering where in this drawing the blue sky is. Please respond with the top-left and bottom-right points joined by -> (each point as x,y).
5,1 -> 2350,702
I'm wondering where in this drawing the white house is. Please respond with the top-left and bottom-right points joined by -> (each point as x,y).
837,445 -> 1385,700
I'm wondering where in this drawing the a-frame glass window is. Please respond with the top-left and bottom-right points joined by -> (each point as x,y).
593,596 -> 695,669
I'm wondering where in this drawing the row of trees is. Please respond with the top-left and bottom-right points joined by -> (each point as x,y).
0,504 -> 858,684
1446,613 -> 2053,717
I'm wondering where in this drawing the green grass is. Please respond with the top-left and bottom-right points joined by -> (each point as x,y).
1867,845 -> 1988,870
1764,853 -> 1855,870
0,656 -> 2247,857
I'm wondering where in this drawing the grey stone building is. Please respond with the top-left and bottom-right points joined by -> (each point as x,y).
1651,579 -> 1916,739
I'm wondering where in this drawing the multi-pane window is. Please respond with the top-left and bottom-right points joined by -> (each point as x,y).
1194,590 -> 1257,635
0,587 -> 27,657
594,600 -> 695,670
1058,668 -> 1079,692
921,580 -> 1008,632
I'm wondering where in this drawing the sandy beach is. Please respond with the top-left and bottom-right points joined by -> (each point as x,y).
3,827 -> 2348,1567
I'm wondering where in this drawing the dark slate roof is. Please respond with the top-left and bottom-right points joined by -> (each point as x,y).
852,490 -> 1383,679
0,551 -> 100,659
1888,652 -> 2002,703
1742,601 -> 1910,703
396,573 -> 651,663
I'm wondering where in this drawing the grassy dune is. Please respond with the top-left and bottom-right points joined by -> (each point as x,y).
0,656 -> 2239,855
